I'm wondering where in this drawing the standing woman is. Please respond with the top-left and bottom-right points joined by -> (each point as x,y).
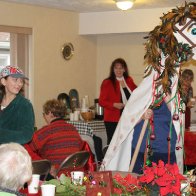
0,65 -> 35,144
99,58 -> 137,145
180,69 -> 195,129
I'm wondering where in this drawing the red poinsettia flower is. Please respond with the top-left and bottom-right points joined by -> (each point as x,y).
139,165 -> 158,184
113,173 -> 140,194
114,173 -> 128,186
124,174 -> 138,185
113,187 -> 123,194
139,160 -> 186,196
157,160 -> 166,177
113,173 -> 123,182
139,171 -> 154,184
155,174 -> 173,187
114,173 -> 138,186
159,179 -> 181,196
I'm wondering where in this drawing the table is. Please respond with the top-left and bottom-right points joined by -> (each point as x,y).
184,130 -> 196,165
20,188 -> 40,196
67,120 -> 107,147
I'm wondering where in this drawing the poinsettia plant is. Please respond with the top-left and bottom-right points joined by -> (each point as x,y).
139,160 -> 186,196
113,173 -> 141,195
45,160 -> 188,195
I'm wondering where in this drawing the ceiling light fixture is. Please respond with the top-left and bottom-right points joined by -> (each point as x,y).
115,0 -> 135,11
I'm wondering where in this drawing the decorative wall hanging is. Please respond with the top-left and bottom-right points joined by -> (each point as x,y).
62,42 -> 74,60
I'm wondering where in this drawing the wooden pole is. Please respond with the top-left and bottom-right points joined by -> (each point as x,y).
129,119 -> 149,172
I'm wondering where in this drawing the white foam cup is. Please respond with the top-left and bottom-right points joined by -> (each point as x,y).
70,113 -> 74,121
28,174 -> 40,194
73,111 -> 79,121
41,184 -> 56,196
71,171 -> 84,185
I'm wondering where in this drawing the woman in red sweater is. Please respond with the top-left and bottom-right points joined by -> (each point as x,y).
99,58 -> 137,145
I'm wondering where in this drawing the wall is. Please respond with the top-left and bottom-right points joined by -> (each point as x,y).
80,8 -> 196,98
79,7 -> 172,34
80,7 -> 169,97
0,1 -> 97,128
96,34 -> 196,122
96,33 -> 147,96
96,35 -> 196,96
0,1 -> 195,127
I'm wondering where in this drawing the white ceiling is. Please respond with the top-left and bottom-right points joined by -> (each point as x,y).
0,0 -> 192,13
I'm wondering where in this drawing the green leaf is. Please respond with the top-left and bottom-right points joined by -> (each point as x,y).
59,174 -> 71,185
44,179 -> 61,186
56,185 -> 66,193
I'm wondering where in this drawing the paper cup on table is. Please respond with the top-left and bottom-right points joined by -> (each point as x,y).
28,174 -> 40,194
84,95 -> 90,108
74,111 -> 79,121
41,184 -> 56,196
71,171 -> 84,185
70,113 -> 74,121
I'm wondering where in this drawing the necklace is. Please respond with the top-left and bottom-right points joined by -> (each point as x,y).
0,105 -> 6,110
1,95 -> 16,108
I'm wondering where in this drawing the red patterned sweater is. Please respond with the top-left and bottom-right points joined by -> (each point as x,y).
29,118 -> 84,167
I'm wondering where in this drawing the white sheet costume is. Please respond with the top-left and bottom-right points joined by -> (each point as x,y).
101,4 -> 196,174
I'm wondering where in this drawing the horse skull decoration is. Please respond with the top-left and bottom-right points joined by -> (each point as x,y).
101,2 -> 195,174
174,18 -> 196,59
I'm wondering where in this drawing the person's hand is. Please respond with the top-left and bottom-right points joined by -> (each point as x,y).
187,98 -> 196,108
119,80 -> 126,88
50,165 -> 57,177
142,109 -> 153,120
113,103 -> 125,110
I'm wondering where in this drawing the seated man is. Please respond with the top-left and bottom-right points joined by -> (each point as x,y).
0,143 -> 32,196
29,99 -> 84,172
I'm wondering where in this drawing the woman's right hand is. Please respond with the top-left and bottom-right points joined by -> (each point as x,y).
50,165 -> 56,177
113,103 -> 125,110
142,109 -> 153,120
187,97 -> 196,108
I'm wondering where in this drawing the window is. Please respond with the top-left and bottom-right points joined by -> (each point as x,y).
0,32 -> 10,69
0,25 -> 32,97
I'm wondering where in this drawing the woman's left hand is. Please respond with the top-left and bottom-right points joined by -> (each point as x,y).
119,80 -> 126,88
187,98 -> 196,108
142,109 -> 153,120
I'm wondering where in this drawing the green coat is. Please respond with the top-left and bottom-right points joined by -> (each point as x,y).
0,192 -> 16,196
0,94 -> 35,144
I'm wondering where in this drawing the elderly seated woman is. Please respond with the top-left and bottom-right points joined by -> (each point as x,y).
29,99 -> 87,175
0,143 -> 32,196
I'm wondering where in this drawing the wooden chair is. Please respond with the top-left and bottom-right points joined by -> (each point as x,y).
54,151 -> 90,177
32,159 -> 51,181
